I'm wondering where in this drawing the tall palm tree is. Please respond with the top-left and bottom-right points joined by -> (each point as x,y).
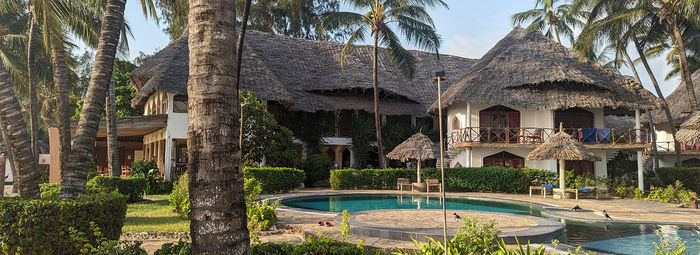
187,0 -> 249,252
107,76 -> 119,176
323,0 -> 446,168
26,1 -> 39,164
512,0 -> 587,44
59,0 -> 156,199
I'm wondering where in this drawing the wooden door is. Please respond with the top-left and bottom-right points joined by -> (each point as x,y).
564,160 -> 594,175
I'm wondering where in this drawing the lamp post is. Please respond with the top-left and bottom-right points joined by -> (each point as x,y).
433,71 -> 447,254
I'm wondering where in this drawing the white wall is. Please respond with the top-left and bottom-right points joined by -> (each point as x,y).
166,93 -> 188,139
4,158 -> 12,182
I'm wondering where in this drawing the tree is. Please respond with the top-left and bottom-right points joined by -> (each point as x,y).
323,0 -> 446,168
73,58 -> 142,119
157,0 -> 345,41
106,76 -> 119,176
512,0 -> 587,44
240,91 -> 299,167
187,0 -> 249,252
26,0 -> 39,165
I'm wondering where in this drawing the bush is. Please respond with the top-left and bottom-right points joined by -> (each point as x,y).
647,180 -> 698,208
89,176 -> 148,203
251,236 -> 365,255
656,167 -> 700,193
396,216 -> 501,254
130,160 -> 171,195
523,168 -> 557,186
39,183 -> 61,199
131,160 -> 158,176
0,192 -> 127,254
330,167 -> 530,193
154,239 -> 191,255
243,167 -> 305,194
299,154 -> 333,186
170,173 -> 190,219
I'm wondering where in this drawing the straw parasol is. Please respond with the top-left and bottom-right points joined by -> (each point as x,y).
676,111 -> 700,145
527,123 -> 601,198
386,132 -> 438,183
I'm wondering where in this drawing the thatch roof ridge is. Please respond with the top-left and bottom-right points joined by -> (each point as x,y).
428,27 -> 661,114
644,69 -> 700,127
129,29 -> 477,116
386,132 -> 438,162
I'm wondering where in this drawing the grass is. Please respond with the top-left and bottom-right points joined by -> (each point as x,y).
122,196 -> 190,233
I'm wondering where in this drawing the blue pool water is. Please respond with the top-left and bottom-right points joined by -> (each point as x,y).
281,194 -> 700,255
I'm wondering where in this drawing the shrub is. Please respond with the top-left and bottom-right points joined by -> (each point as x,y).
299,154 -> 333,186
331,167 -> 529,193
88,176 -> 148,203
130,160 -> 171,195
170,173 -> 190,219
245,178 -> 279,231
647,180 -> 699,208
39,183 -> 61,199
154,239 -> 191,255
396,216 -> 502,254
656,167 -> 700,193
0,192 -> 127,254
131,159 -> 158,176
243,167 -> 305,194
523,168 -> 557,186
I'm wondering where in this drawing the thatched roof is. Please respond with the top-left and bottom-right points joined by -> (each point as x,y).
130,30 -> 477,117
386,133 -> 439,162
527,125 -> 601,161
428,27 -> 661,114
644,70 -> 700,127
605,115 -> 636,129
675,111 -> 700,145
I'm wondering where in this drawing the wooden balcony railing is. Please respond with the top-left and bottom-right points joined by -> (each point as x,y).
654,141 -> 700,153
448,127 -> 649,148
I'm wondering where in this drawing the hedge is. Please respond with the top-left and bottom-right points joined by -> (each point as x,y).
87,176 -> 148,203
656,167 -> 700,192
243,167 -> 305,194
330,167 -> 556,193
0,192 -> 127,254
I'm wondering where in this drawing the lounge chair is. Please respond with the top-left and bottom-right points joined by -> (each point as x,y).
529,184 -> 554,198
562,189 -> 579,200
397,178 -> 412,191
426,179 -> 441,193
579,187 -> 599,199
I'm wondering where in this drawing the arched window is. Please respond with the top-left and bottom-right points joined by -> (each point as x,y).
483,151 -> 524,169
452,117 -> 461,130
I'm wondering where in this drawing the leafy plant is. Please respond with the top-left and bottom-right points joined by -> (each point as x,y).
493,238 -> 548,255
243,167 -> 305,194
247,199 -> 280,232
154,239 -> 191,255
299,154 -> 333,186
647,181 -> 699,208
169,173 -> 190,219
395,216 -> 502,254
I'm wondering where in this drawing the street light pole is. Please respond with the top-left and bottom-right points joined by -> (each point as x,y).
434,71 -> 447,255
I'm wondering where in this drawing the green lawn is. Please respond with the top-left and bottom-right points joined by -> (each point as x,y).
123,197 -> 189,233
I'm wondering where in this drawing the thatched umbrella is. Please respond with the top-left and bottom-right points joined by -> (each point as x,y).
527,123 -> 601,199
676,111 -> 700,145
386,132 -> 438,183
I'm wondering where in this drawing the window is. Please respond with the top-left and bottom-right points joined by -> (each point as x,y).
483,151 -> 524,169
452,117 -> 461,130
173,95 -> 188,113
479,105 -> 520,142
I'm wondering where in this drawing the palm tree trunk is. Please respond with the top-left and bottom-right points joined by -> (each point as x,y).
372,32 -> 385,169
671,21 -> 697,111
187,0 -> 249,252
235,0 -> 251,150
1,123 -> 17,193
27,10 -> 39,163
623,49 -> 659,175
59,0 -> 127,200
549,5 -> 561,44
51,45 -> 72,177
634,37 -> 682,167
106,76 -> 120,176
0,59 -> 40,199
0,155 -> 4,197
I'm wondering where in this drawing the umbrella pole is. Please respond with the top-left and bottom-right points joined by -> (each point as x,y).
417,160 -> 421,183
559,159 -> 566,199
436,72 -> 448,254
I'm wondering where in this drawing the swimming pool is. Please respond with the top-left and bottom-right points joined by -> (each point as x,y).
281,194 -> 700,255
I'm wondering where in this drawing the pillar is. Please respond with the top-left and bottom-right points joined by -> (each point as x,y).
410,115 -> 416,127
164,135 -> 173,180
635,109 -> 644,192
466,103 -> 472,167
333,146 -> 343,167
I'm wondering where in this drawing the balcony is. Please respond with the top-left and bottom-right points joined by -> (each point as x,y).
654,142 -> 700,154
448,127 -> 649,149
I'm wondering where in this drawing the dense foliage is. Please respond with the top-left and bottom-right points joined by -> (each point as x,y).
130,160 -> 171,194
240,91 -> 300,167
73,58 -> 142,119
299,154 -> 333,186
169,173 -> 190,219
88,176 -> 148,203
330,167 -> 532,193
647,180 -> 698,208
656,167 -> 700,193
243,167 -> 305,194
0,192 -> 127,254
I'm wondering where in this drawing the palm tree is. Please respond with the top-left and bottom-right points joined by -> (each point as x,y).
59,0 -> 157,199
107,76 -> 119,176
323,0 -> 446,168
187,0 -> 249,252
512,0 -> 587,44
26,1 -> 39,164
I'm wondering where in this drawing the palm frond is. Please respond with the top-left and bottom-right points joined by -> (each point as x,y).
339,26 -> 368,71
395,15 -> 440,54
378,25 -> 416,79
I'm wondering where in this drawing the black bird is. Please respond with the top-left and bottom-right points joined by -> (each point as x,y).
572,205 -> 582,211
454,213 -> 462,220
603,210 -> 613,220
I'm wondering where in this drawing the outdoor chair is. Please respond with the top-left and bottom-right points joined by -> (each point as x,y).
397,178 -> 412,191
579,187 -> 600,199
563,189 -> 579,200
426,179 -> 441,193
529,184 -> 554,198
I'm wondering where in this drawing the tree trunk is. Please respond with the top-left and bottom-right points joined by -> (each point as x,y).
59,0 -> 126,200
27,10 -> 39,163
106,76 -> 120,176
51,45 -> 72,177
549,5 -> 561,44
235,0 -> 251,150
0,120 -> 17,193
0,155 -> 4,197
0,60 -> 40,199
187,0 -> 249,252
372,32 -> 385,168
671,21 -> 697,111
634,37 -> 682,167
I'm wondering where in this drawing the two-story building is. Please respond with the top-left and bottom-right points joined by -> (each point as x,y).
429,27 -> 661,177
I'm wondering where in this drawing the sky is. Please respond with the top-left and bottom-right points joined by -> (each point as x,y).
102,0 -> 681,96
